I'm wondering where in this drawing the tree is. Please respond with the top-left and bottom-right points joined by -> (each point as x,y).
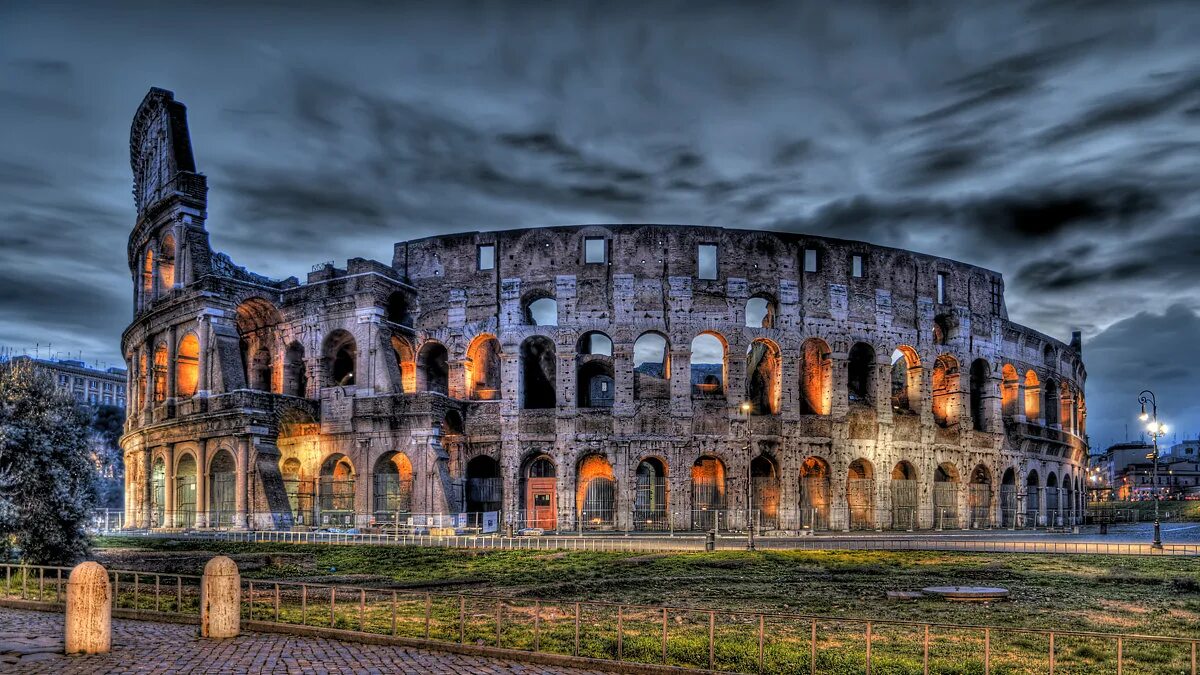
0,359 -> 96,564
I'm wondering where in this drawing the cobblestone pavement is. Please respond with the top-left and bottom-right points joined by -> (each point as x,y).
0,607 -> 606,674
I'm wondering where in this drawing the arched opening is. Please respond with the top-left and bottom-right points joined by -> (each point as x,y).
323,330 -> 357,387
176,333 -> 199,398
800,338 -> 832,415
1025,470 -> 1041,526
634,457 -> 668,531
1060,382 -> 1074,435
391,336 -> 416,393
577,332 -> 614,408
690,456 -> 726,530
970,359 -> 991,431
745,339 -> 781,415
442,409 -> 465,436
1000,468 -> 1017,528
933,463 -> 960,529
524,296 -> 558,326
386,291 -> 413,326
318,454 -> 356,527
1046,472 -> 1060,526
175,454 -> 197,529
890,461 -> 918,530
933,314 -> 957,345
158,233 -> 176,290
890,347 -> 921,414
153,344 -> 168,403
1062,472 -> 1074,525
283,342 -> 307,397
751,454 -> 781,530
236,298 -> 281,392
847,343 -> 876,405
522,454 -> 557,531
798,456 -> 830,531
466,335 -> 502,400
1024,371 -> 1041,422
745,295 -> 777,328
208,450 -> 237,528
577,454 -> 616,531
690,332 -> 726,399
141,248 -> 155,305
372,452 -> 413,526
931,354 -> 960,428
1001,364 -> 1019,417
1044,380 -> 1059,427
520,336 -> 556,409
466,456 -> 502,515
418,342 -> 449,396
968,465 -> 992,529
151,457 -> 165,528
634,332 -> 670,400
246,345 -> 272,391
847,459 -> 875,530
280,457 -> 312,526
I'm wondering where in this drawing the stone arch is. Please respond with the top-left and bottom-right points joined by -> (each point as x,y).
1001,364 -> 1019,417
236,297 -> 282,392
283,341 -> 307,397
800,338 -> 832,415
1046,471 -> 1060,525
150,455 -> 166,527
520,336 -> 556,410
466,334 -> 502,400
1043,379 -> 1060,427
175,332 -> 199,399
969,358 -> 992,432
1059,381 -> 1074,434
690,332 -> 726,399
318,453 -> 356,527
577,331 -> 614,408
745,338 -> 782,415
690,455 -> 726,530
1000,467 -> 1018,527
323,330 -> 357,387
417,341 -> 449,395
968,464 -> 992,529
847,342 -> 876,405
1024,370 -> 1041,421
391,336 -> 416,393
523,293 -> 558,326
745,293 -> 777,329
174,452 -> 198,529
466,455 -> 503,514
158,232 -> 176,290
798,456 -> 830,530
933,462 -> 961,528
208,448 -> 237,528
152,343 -> 168,403
521,453 -> 558,530
1025,469 -> 1041,526
931,354 -> 960,428
633,456 -> 668,531
890,460 -> 919,530
847,458 -> 876,530
890,346 -> 921,414
141,246 -> 155,305
634,331 -> 670,400
372,452 -> 413,524
280,456 -> 312,526
751,453 -> 781,530
577,454 -> 616,531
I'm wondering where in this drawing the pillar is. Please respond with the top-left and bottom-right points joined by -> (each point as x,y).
200,556 -> 240,638
165,324 -> 177,405
164,445 -> 176,528
141,447 -> 152,528
196,313 -> 210,396
65,562 -> 111,654
235,437 -> 249,529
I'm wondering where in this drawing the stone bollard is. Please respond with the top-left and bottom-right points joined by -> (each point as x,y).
65,561 -> 111,654
200,556 -> 240,638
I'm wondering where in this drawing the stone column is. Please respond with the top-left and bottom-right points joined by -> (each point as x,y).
141,447 -> 152,528
164,445 -> 176,528
197,439 -> 210,528
143,340 -> 155,418
165,324 -> 178,406
196,314 -> 210,396
235,437 -> 249,529
173,225 -> 185,289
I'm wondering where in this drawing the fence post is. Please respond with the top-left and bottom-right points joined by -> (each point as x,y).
65,562 -> 111,655
708,610 -> 715,670
200,556 -> 240,638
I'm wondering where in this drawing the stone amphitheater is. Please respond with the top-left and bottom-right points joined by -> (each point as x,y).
120,88 -> 1088,535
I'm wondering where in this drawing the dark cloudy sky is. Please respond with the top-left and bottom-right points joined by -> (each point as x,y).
1,1 -> 1198,449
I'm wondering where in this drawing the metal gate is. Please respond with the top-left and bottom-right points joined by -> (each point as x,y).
890,479 -> 918,530
1000,485 -> 1017,527
1046,488 -> 1061,526
581,478 -> 615,530
209,472 -> 236,528
283,479 -> 314,526
691,479 -> 723,530
847,479 -> 875,530
175,475 -> 196,529
752,477 -> 781,531
1025,487 -> 1041,526
633,475 -> 667,531
372,473 -> 412,525
933,482 -> 959,529
318,477 -> 356,527
467,477 -> 503,514
798,477 -> 830,531
968,483 -> 991,528
151,469 -> 165,528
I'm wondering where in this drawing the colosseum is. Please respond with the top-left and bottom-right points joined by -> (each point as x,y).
121,88 -> 1089,535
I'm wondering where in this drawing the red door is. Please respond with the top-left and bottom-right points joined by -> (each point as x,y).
526,477 -> 557,530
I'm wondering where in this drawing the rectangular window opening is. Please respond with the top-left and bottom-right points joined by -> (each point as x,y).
477,244 -> 495,271
584,237 -> 606,264
937,272 -> 947,304
804,249 -> 818,273
698,244 -> 718,280
851,255 -> 864,278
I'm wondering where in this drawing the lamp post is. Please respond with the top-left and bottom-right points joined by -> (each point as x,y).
740,401 -> 755,551
1138,390 -> 1166,550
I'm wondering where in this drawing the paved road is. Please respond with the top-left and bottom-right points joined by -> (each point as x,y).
0,607 -> 605,674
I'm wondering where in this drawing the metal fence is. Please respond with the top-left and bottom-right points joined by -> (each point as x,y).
2,563 -> 1196,674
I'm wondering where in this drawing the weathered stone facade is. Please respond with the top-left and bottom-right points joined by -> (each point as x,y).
121,88 -> 1088,533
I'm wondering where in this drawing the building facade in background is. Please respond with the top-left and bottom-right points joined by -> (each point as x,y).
3,355 -> 127,408
120,89 -> 1089,532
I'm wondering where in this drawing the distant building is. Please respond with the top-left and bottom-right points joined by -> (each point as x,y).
1167,439 -> 1200,461
1090,441 -> 1200,500
4,355 -> 127,409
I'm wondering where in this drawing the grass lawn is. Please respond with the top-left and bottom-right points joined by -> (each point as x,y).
86,537 -> 1200,673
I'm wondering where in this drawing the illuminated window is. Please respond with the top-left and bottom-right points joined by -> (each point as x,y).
478,244 -> 495,271
584,237 -> 606,264
698,244 -> 718,280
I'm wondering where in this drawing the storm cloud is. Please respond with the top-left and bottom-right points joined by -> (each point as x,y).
1,0 -> 1198,447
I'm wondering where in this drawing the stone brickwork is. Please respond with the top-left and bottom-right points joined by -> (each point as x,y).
120,89 -> 1088,534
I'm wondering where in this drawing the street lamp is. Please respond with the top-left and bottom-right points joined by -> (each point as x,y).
739,401 -> 755,551
1137,390 -> 1167,550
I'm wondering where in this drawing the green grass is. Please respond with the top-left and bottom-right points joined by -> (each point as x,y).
77,537 -> 1200,673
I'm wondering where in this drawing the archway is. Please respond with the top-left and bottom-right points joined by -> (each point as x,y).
934,463 -> 960,529
520,337 -> 556,409
466,456 -> 502,515
690,456 -> 726,530
175,454 -> 197,529
151,457 -> 165,528
141,248 -> 155,305
1025,470 -> 1041,527
418,342 -> 449,395
323,330 -> 357,387
890,461 -> 918,530
847,343 -> 876,405
1046,472 -> 1060,526
280,457 -> 312,526
524,296 -> 557,326
283,342 -> 307,397
800,338 -> 832,414
751,454 -> 781,531
236,298 -> 281,391
634,332 -> 670,400
1000,468 -> 1017,528
690,333 -> 726,399
153,344 -> 168,403
1044,381 -> 1059,427
318,454 -> 356,527
847,459 -> 875,530
391,336 -> 415,393
1024,371 -> 1041,421
577,454 -> 616,531
745,295 -> 776,328
158,233 -> 176,289
968,465 -> 992,529
577,332 -> 614,408
890,347 -> 920,414
522,454 -> 557,531
746,339 -> 781,415
467,335 -> 502,400
176,333 -> 199,398
1062,472 -> 1074,526
208,450 -> 237,528
932,355 -> 960,428
799,456 -> 831,531
970,359 -> 991,431
634,457 -> 668,531
386,291 -> 413,326
1001,364 -> 1019,417
372,452 -> 413,525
